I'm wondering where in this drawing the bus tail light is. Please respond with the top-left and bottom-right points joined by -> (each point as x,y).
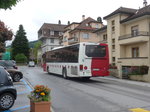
80,65 -> 83,71
84,66 -> 87,70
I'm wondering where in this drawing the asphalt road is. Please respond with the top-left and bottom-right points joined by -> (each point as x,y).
19,66 -> 150,112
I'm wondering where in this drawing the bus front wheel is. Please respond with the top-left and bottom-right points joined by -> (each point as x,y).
62,68 -> 68,79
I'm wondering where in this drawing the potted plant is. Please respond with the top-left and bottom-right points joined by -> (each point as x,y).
28,85 -> 51,112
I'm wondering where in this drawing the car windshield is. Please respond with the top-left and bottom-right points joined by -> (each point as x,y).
29,61 -> 34,65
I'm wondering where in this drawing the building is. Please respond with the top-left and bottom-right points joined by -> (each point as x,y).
38,22 -> 66,54
62,15 -> 104,45
103,3 -> 150,82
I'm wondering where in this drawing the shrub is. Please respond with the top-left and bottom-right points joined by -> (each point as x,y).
15,53 -> 27,63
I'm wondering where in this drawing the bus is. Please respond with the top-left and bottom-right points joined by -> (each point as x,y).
43,42 -> 109,79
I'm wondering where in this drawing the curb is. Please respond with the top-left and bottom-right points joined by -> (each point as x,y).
98,76 -> 150,88
24,77 -> 55,112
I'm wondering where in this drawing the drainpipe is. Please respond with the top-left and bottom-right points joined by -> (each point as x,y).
149,18 -> 150,73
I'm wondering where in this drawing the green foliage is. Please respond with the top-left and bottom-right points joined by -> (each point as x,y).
15,53 -> 27,63
0,0 -> 21,10
33,41 -> 42,58
0,21 -> 13,53
11,25 -> 29,60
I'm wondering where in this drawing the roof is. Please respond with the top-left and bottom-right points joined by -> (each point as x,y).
93,25 -> 107,33
64,22 -> 80,28
68,17 -> 100,33
103,7 -> 137,19
38,23 -> 67,32
121,5 -> 150,23
75,17 -> 98,30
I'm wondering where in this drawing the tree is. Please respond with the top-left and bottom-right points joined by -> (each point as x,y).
12,25 -> 29,60
0,21 -> 13,53
33,41 -> 42,58
0,0 -> 21,10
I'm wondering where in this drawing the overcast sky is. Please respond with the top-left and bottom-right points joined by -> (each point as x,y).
0,0 -> 148,45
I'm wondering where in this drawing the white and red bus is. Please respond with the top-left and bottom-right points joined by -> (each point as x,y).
43,42 -> 109,79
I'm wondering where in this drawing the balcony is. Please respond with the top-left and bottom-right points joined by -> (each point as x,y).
118,31 -> 150,45
68,37 -> 78,44
118,57 -> 149,66
99,40 -> 107,43
38,34 -> 47,40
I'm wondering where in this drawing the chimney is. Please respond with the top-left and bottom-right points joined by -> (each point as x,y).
143,0 -> 147,7
82,15 -> 85,21
58,20 -> 61,25
68,21 -> 70,25
97,17 -> 103,23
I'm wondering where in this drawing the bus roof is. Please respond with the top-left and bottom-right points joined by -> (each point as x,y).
50,42 -> 107,51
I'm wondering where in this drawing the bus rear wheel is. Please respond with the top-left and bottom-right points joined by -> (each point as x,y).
47,67 -> 50,74
62,68 -> 68,79
82,77 -> 91,80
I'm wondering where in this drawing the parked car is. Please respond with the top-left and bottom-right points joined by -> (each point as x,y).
0,60 -> 23,82
28,61 -> 35,67
0,60 -> 17,69
0,66 -> 17,110
7,69 -> 23,82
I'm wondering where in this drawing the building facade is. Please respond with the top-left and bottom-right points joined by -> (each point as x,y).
103,5 -> 150,82
62,16 -> 104,45
38,22 -> 66,54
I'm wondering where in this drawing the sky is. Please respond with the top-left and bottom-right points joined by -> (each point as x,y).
0,0 -> 148,45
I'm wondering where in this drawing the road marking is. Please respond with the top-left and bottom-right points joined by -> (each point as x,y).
11,105 -> 30,111
3,110 -> 11,112
130,108 -> 150,112
22,79 -> 33,92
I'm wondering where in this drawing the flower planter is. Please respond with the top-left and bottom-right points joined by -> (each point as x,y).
30,101 -> 51,112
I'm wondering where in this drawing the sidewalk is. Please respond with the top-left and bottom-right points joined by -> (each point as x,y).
99,76 -> 150,88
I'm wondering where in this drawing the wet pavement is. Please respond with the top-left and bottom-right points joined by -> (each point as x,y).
3,79 -> 32,112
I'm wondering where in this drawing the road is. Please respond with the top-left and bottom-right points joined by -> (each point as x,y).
19,66 -> 150,112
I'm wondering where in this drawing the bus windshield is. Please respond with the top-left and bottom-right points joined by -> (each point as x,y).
85,45 -> 106,57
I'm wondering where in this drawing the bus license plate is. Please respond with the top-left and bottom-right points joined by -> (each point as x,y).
93,69 -> 100,71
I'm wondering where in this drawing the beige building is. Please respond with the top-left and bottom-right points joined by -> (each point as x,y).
103,4 -> 150,82
62,16 -> 104,45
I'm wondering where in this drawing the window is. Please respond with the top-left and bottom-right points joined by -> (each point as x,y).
96,24 -> 99,28
112,26 -> 115,32
50,38 -> 54,43
83,33 -> 89,39
85,45 -> 106,57
112,57 -> 115,62
112,39 -> 115,43
50,31 -> 54,35
103,34 -> 107,41
112,20 -> 115,25
131,25 -> 138,36
132,47 -> 139,58
112,45 -> 115,49
46,44 -> 79,63
111,20 -> 115,32
63,36 -> 67,42
59,32 -> 63,36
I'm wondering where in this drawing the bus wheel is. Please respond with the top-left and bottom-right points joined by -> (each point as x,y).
63,68 -> 68,79
47,67 -> 50,74
82,77 -> 91,80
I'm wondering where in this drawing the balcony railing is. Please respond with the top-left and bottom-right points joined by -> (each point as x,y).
99,40 -> 107,43
119,31 -> 150,40
68,37 -> 78,44
118,57 -> 149,65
